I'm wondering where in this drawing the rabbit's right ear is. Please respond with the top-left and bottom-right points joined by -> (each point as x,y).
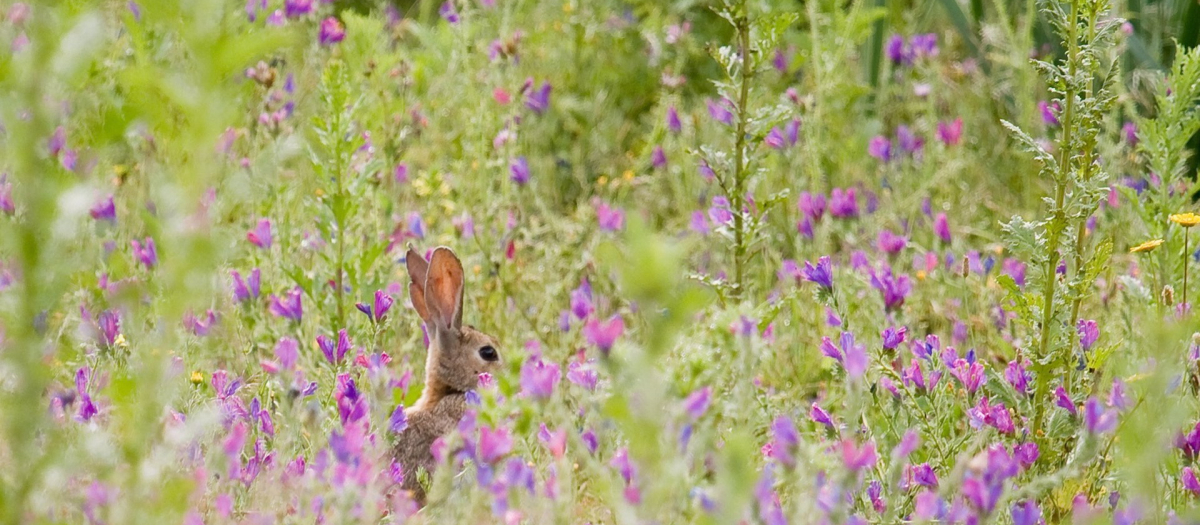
424,247 -> 464,331
405,245 -> 431,324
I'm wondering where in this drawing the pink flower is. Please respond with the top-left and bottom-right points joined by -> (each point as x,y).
583,315 -> 624,356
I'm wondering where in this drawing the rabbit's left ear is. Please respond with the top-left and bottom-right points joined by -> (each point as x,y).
406,245 -> 431,324
424,247 -> 464,330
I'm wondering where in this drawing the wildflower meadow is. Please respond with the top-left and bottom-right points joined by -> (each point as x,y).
4,0 -> 1200,523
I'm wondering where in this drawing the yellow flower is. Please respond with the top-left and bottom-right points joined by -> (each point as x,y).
113,333 -> 128,348
189,371 -> 205,385
1129,239 -> 1164,253
1170,213 -> 1200,228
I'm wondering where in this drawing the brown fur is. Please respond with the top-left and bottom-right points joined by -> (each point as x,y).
393,246 -> 500,505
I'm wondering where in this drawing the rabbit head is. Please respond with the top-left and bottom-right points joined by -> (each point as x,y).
406,245 -> 501,394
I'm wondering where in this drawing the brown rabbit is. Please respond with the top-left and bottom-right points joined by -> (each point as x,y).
393,245 -> 501,504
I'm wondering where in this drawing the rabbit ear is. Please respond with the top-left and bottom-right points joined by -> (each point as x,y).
424,247 -> 464,330
405,245 -> 431,324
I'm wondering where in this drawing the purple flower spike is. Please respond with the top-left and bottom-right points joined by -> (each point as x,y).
651,146 -> 668,169
583,315 -> 624,356
389,405 -> 408,433
509,156 -> 530,185
284,0 -> 312,17
829,188 -> 859,218
478,425 -> 512,464
520,356 -> 560,399
950,359 -> 986,393
131,237 -> 158,268
938,118 -> 963,146
881,326 -> 907,349
666,106 -> 682,133
933,213 -> 951,243
1077,319 -> 1099,351
683,387 -> 712,421
839,439 -> 878,471
809,402 -> 834,428
868,136 -> 893,162
877,229 -> 907,254
706,98 -> 734,126
275,337 -> 298,370
1011,500 -> 1042,525
596,202 -> 625,232
802,256 -> 834,290
439,1 -> 460,23
1084,397 -> 1117,434
90,194 -> 116,222
247,218 -> 272,249
318,17 -> 345,45
0,175 -> 13,215
770,416 -> 800,467
1183,467 -> 1200,495
1005,359 -> 1031,395
230,268 -> 261,303
870,266 -> 912,312
1055,386 -> 1077,416
524,82 -> 551,114
268,287 -> 303,321
1039,100 -> 1060,127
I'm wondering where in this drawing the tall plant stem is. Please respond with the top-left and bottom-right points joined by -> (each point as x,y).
732,10 -> 753,299
1185,230 -> 1190,307
1034,0 -> 1080,437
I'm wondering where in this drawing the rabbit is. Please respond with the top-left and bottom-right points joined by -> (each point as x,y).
393,245 -> 501,505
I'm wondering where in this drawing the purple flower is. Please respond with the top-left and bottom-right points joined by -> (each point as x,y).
874,229 -> 906,255
1015,442 -> 1039,469
893,429 -> 920,458
651,146 -> 668,169
389,405 -> 408,433
1038,100 -> 1060,126
870,267 -> 912,311
1011,500 -> 1042,525
839,439 -> 878,471
764,127 -> 788,149
355,289 -> 394,323
886,34 -> 910,65
1183,467 -> 1200,495
770,416 -> 800,467
247,218 -> 272,249
911,463 -> 939,488
1122,121 -> 1138,147
938,118 -> 963,146
284,0 -> 312,18
477,425 -> 512,464
583,315 -> 623,356
1084,397 -> 1117,434
950,358 -> 986,393
829,188 -> 859,218
933,213 -> 952,243
318,17 -> 345,45
230,268 -> 261,303
75,367 -> 98,422
268,287 -> 303,321
439,1 -> 459,23
96,310 -> 121,347
801,256 -> 834,290
809,402 -> 834,428
90,194 -> 116,222
666,107 -> 682,133
1003,258 -> 1027,287
596,202 -> 625,232
275,337 -> 298,370
881,326 -> 907,349
868,136 -> 893,162
911,33 -> 938,58
896,125 -> 924,154
130,237 -> 158,268
821,332 -> 867,379
1005,359 -> 1031,395
509,156 -> 530,185
797,192 -> 826,221
1109,378 -> 1129,411
0,175 -> 12,215
520,357 -> 560,399
525,82 -> 551,114
706,98 -> 734,126
318,330 -> 352,365
708,196 -> 734,225
1077,319 -> 1099,351
1055,386 -> 1077,416
567,359 -> 598,390
683,387 -> 712,421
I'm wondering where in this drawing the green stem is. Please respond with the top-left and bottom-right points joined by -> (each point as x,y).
1033,0 -> 1081,438
732,8 -> 753,299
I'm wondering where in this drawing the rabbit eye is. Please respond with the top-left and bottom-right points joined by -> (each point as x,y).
478,345 -> 499,362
